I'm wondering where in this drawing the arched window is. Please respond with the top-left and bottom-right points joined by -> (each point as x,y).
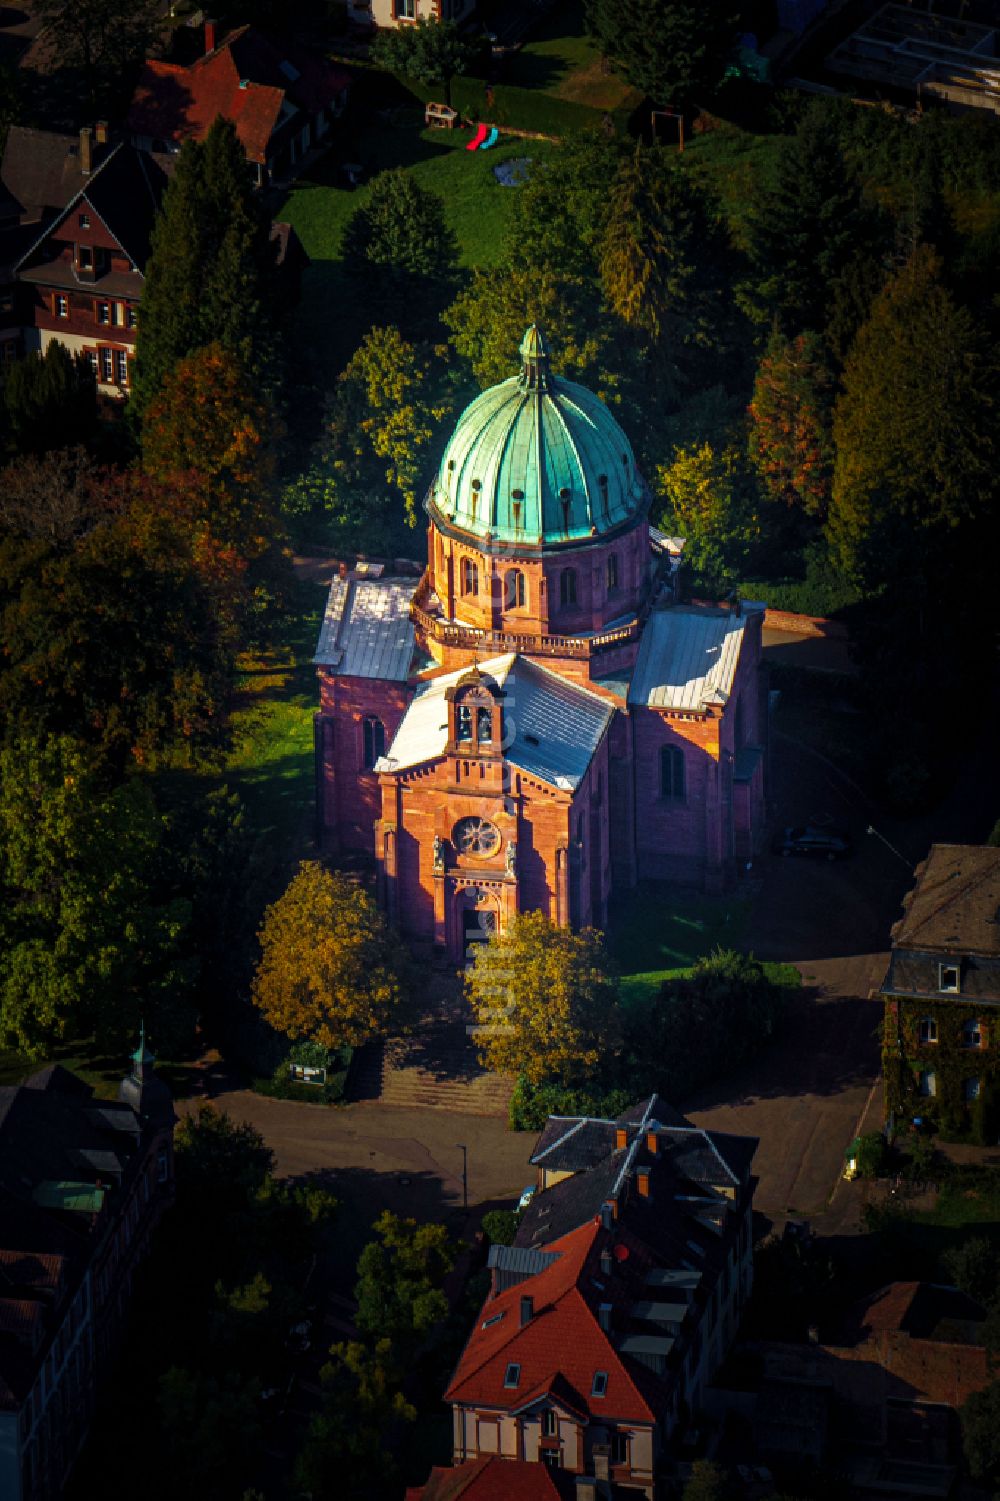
660,744 -> 686,800
560,568 -> 577,607
505,569 -> 526,609
457,705 -> 473,741
362,716 -> 386,770
477,706 -> 493,743
607,553 -> 619,593
462,558 -> 479,597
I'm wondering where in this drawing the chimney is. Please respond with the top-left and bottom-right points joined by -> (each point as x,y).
79,127 -> 93,176
598,1302 -> 612,1333
807,1323 -> 820,1344
592,1444 -> 611,1482
94,120 -> 108,145
575,1480 -> 599,1501
615,1127 -> 627,1151
520,1295 -> 533,1328
647,1130 -> 659,1154
600,1249 -> 612,1278
637,1167 -> 651,1198
600,1202 -> 613,1231
205,17 -> 217,53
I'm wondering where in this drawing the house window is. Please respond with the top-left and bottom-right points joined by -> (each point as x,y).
939,963 -> 960,993
112,302 -> 124,327
591,1371 -> 608,1398
963,1018 -> 982,1050
660,744 -> 686,800
87,351 -> 98,376
540,1409 -> 557,1436
396,0 -> 415,15
462,558 -> 479,597
505,568 -> 526,609
559,568 -> 577,607
79,212 -> 90,228
97,302 -> 110,325
100,348 -> 113,382
541,1449 -> 561,1470
126,306 -> 138,329
362,716 -> 386,770
115,350 -> 128,386
965,1077 -> 981,1102
611,1431 -> 629,1466
78,244 -> 93,271
918,1070 -> 936,1098
607,553 -> 619,592
55,295 -> 68,318
503,1362 -> 520,1389
918,1017 -> 938,1044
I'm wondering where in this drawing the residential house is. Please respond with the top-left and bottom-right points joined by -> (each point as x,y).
349,0 -> 476,31
441,1096 -> 757,1496
128,22 -> 351,186
0,1042 -> 175,1501
880,844 -> 1000,1138
406,1456 -> 573,1500
8,126 -> 171,399
734,1282 -> 991,1498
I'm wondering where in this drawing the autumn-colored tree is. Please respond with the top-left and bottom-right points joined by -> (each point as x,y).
655,441 -> 761,591
354,1211 -> 454,1350
295,1338 -> 416,1500
325,327 -> 450,528
466,912 -> 620,1085
828,245 -> 998,585
142,343 -> 283,560
251,862 -> 410,1049
748,330 -> 835,519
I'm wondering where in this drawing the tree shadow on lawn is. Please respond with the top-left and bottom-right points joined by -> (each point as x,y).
678,986 -> 882,1110
287,1165 -> 461,1284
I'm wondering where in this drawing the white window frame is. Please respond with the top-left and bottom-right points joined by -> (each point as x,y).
115,349 -> 128,386
918,1069 -> 936,1098
962,1018 -> 982,1050
939,963 -> 960,993
55,295 -> 68,318
100,348 -> 113,382
918,1016 -> 938,1044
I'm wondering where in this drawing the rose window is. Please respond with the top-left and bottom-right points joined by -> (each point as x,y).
453,817 -> 501,858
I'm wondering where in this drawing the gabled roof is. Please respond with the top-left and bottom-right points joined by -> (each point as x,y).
891,844 -> 1000,956
127,26 -> 350,166
314,570 -> 416,681
405,1457 -> 568,1501
629,602 -> 764,713
382,653 -> 614,791
444,1219 -> 664,1422
0,126 -> 95,222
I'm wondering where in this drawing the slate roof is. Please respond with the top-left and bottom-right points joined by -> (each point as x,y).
313,571 -> 416,680
127,26 -> 350,166
891,845 -> 1000,956
629,602 -> 764,712
383,653 -> 614,791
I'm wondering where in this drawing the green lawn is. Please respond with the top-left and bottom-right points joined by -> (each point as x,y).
608,882 -> 751,1008
503,0 -> 643,112
278,122 -> 557,383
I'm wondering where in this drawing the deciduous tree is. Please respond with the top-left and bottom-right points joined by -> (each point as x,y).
961,1381 -> 1000,1487
35,0 -> 160,108
466,912 -> 620,1085
748,330 -> 835,519
342,170 -> 458,326
655,441 -> 760,591
251,861 -> 410,1049
584,0 -> 737,108
295,1338 -> 416,1500
354,1211 -> 454,1351
372,16 -> 476,88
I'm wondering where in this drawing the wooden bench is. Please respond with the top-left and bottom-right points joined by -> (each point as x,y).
425,101 -> 458,129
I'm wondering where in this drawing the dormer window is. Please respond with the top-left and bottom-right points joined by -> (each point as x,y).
503,1362 -> 520,1388
939,963 -> 960,993
598,473 -> 609,518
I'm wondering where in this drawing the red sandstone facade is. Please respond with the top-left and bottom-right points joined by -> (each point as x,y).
314,340 -> 767,963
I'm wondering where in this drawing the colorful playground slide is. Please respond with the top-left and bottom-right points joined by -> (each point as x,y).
466,124 -> 488,151
479,127 -> 499,150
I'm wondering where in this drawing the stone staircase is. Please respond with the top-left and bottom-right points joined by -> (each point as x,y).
347,1022 -> 513,1118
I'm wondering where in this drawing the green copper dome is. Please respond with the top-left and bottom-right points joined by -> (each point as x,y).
428,326 -> 648,551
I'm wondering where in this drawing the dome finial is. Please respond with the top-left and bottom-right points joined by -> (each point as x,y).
519,324 -> 550,392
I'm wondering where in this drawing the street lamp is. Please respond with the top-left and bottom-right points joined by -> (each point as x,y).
456,1143 -> 468,1211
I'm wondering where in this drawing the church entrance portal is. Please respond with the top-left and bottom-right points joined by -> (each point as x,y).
463,905 -> 497,965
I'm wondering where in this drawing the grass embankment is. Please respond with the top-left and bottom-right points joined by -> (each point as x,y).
278,123 -> 558,383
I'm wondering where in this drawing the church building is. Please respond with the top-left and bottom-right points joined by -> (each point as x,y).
314,327 -> 767,964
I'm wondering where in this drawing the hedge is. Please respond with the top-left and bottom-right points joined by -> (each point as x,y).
450,76 -> 634,138
509,1077 -> 633,1132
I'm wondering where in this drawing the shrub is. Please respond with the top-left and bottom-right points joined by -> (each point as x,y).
508,1077 -> 632,1132
481,1209 -> 521,1246
853,1132 -> 887,1179
254,1041 -> 353,1105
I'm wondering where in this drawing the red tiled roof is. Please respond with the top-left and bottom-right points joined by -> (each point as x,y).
126,26 -> 350,166
443,1219 -> 664,1423
854,1282 -> 921,1335
405,1457 -> 567,1501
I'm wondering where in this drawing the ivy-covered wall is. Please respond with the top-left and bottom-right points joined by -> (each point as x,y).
882,996 -> 1000,1144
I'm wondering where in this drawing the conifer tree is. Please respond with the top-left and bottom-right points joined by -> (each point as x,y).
134,119 -> 278,418
583,0 -> 737,108
3,342 -> 97,454
748,330 -> 835,519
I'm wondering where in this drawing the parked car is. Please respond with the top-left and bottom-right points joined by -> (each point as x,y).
773,825 -> 852,860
